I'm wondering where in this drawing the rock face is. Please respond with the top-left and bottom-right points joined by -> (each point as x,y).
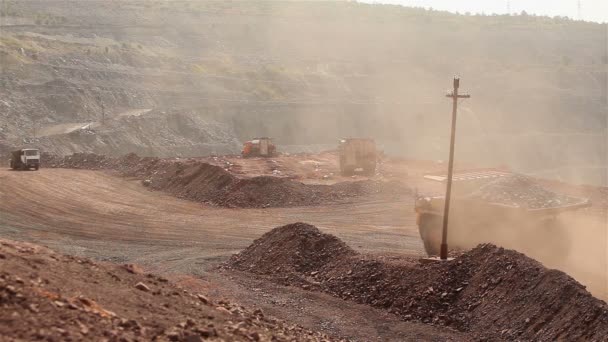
227,223 -> 608,341
42,152 -> 409,208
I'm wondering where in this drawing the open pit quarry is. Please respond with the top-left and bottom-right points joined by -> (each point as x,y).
1,151 -> 607,340
1,0 -> 607,341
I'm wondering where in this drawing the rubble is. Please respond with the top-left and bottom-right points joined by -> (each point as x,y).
227,223 -> 608,341
0,238 -> 340,341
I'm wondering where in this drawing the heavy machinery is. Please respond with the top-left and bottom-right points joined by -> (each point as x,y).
9,148 -> 40,171
241,137 -> 276,158
415,170 -> 591,257
338,138 -> 377,176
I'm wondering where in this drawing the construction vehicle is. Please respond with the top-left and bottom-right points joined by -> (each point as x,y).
338,138 -> 377,176
241,137 -> 276,158
415,169 -> 591,257
9,148 -> 40,171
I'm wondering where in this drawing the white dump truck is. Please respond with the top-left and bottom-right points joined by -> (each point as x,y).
9,148 -> 41,171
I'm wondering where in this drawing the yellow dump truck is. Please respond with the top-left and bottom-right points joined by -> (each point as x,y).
338,138 -> 377,176
415,170 -> 591,257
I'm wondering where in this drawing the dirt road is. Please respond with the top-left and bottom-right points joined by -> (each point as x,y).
0,166 -> 606,339
36,109 -> 153,138
0,168 -> 471,340
37,122 -> 91,137
0,168 -> 420,270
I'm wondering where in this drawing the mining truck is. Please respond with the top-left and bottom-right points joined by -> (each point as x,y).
338,138 -> 377,176
9,148 -> 40,171
415,170 -> 591,257
241,137 -> 276,158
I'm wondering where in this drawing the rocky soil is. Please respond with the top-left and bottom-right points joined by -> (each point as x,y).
41,152 -> 410,208
467,174 -> 586,209
0,238 -> 341,341
227,223 -> 608,341
31,108 -> 242,158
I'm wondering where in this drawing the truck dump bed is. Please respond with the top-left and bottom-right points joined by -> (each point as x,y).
415,169 -> 592,257
417,169 -> 592,216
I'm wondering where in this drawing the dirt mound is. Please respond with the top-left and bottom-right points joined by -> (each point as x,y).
229,223 -> 356,277
467,174 -> 583,209
144,161 -> 240,204
0,239 -> 336,342
41,152 -> 113,169
43,153 -> 409,208
227,224 -> 608,340
217,177 -> 405,208
41,152 -> 145,170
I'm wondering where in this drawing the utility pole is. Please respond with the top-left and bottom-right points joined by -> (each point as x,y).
507,1 -> 511,15
440,77 -> 470,260
577,0 -> 582,20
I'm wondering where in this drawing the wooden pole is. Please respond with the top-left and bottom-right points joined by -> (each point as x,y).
441,77 -> 470,260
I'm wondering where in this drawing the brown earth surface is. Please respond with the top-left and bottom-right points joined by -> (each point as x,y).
0,238 -> 338,342
0,167 -> 467,340
0,153 -> 606,340
40,152 -> 410,208
227,223 -> 608,341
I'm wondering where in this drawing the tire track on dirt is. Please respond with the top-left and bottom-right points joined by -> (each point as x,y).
0,169 -> 421,262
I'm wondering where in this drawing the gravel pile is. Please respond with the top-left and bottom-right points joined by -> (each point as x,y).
229,223 -> 356,279
466,174 -> 583,209
227,223 -> 608,341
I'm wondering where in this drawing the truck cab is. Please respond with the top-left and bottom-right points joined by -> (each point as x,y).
10,148 -> 40,171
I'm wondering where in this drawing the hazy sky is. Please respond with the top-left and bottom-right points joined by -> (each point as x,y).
360,0 -> 608,23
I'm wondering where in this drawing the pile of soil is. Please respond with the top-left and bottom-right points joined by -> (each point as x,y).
216,177 -> 405,208
227,223 -> 608,341
41,152 -> 144,171
0,238 -> 337,341
467,174 -> 583,209
42,153 -> 409,208
229,223 -> 357,278
42,152 -> 114,170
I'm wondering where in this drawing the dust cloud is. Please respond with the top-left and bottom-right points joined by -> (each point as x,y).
126,2 -> 607,188
555,213 -> 608,299
461,209 -> 606,300
3,0 -> 606,298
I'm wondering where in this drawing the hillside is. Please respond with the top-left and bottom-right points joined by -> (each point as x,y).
0,0 -> 606,185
